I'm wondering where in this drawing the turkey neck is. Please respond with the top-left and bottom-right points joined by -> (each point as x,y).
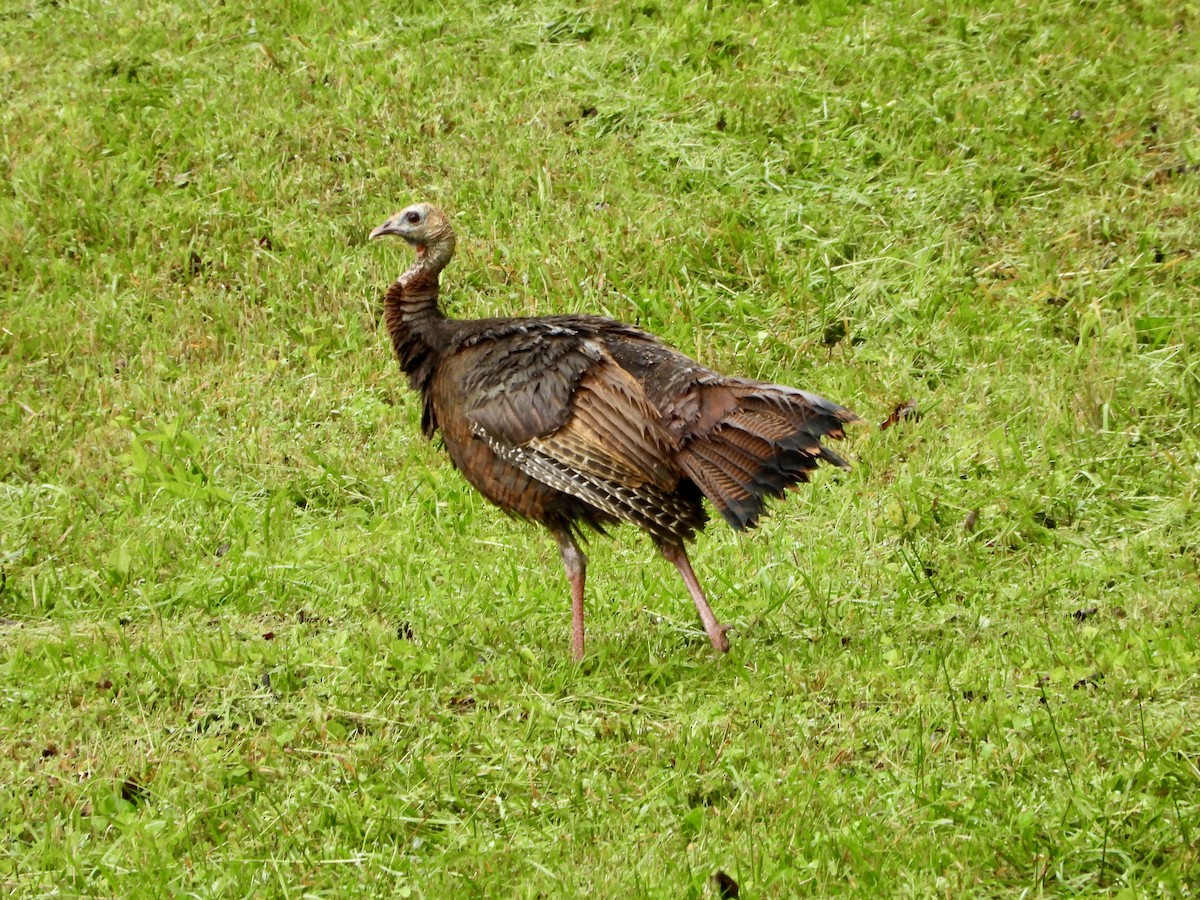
384,237 -> 453,374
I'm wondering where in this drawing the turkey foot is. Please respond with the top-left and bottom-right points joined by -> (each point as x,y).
660,542 -> 731,653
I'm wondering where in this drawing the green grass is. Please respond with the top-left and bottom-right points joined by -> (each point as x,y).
2,0 -> 1199,894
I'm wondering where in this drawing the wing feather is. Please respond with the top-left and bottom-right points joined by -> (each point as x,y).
465,338 -> 703,540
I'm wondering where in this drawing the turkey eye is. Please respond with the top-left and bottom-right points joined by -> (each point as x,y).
404,211 -> 422,225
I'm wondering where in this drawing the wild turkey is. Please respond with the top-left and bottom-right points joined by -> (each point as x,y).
370,203 -> 860,660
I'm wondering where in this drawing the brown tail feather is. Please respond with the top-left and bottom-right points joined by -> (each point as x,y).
678,385 -> 857,530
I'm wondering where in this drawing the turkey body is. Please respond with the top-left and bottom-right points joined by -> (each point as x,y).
371,204 -> 860,660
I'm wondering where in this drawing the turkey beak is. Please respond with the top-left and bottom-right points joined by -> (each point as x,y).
369,219 -> 401,240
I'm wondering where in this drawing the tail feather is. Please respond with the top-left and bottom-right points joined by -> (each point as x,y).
724,410 -> 797,444
677,385 -> 857,531
818,445 -> 850,470
680,455 -> 739,522
684,443 -> 756,499
689,438 -> 784,500
681,441 -> 770,530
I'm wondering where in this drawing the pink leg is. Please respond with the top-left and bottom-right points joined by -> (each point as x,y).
553,529 -> 587,661
660,543 -> 731,653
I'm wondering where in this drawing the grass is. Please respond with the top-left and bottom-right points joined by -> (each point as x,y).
2,0 -> 1199,894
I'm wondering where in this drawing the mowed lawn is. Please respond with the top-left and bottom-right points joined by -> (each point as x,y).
2,0 -> 1199,895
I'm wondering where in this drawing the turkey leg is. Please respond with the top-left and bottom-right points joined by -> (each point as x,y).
660,542 -> 731,653
553,528 -> 588,661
